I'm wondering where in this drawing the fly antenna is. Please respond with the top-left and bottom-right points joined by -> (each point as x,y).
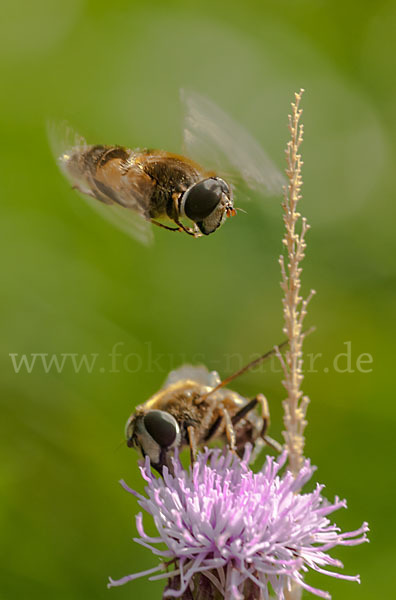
201,326 -> 315,401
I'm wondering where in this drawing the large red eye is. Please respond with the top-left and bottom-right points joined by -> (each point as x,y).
143,410 -> 179,448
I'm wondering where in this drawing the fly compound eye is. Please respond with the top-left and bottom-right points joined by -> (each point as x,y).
216,177 -> 230,195
182,178 -> 224,222
143,410 -> 179,448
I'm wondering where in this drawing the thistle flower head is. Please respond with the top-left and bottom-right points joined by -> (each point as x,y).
108,447 -> 368,600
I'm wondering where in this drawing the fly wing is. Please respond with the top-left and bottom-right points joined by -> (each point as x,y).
78,193 -> 154,246
47,121 -> 154,245
163,365 -> 222,389
181,90 -> 285,197
47,120 -> 88,162
47,120 -> 90,191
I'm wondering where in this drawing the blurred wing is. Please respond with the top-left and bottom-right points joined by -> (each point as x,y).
181,90 -> 285,197
163,365 -> 221,388
47,120 -> 87,166
77,194 -> 154,246
47,121 -> 153,246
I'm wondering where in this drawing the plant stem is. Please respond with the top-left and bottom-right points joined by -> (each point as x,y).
278,89 -> 314,600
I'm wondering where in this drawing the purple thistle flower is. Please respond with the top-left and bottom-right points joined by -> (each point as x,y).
108,447 -> 368,600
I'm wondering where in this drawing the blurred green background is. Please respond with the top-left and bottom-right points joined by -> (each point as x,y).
1,1 -> 395,598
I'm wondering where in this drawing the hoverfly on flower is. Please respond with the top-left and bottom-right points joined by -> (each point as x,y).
125,343 -> 286,474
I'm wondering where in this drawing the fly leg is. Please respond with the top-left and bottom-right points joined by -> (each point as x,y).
150,220 -> 182,232
220,407 -> 236,452
151,219 -> 200,236
257,393 -> 270,437
232,394 -> 282,453
231,397 -> 260,426
187,425 -> 198,464
172,217 -> 201,238
256,394 -> 282,453
171,193 -> 202,237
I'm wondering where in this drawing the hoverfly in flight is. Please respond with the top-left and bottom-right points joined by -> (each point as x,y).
49,91 -> 284,244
